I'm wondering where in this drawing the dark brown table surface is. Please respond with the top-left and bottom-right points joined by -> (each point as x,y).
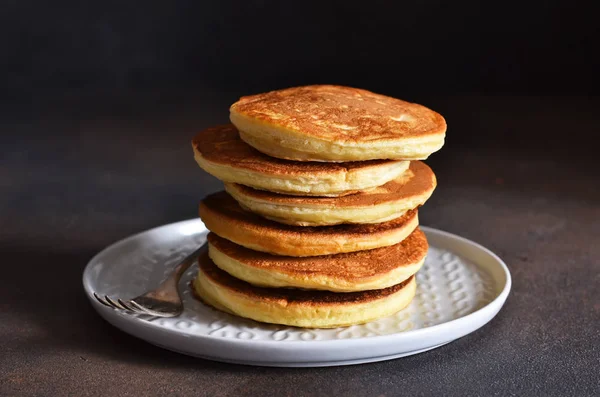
1,95 -> 598,396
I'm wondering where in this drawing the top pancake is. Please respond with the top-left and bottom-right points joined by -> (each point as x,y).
231,85 -> 445,142
230,85 -> 446,161
191,124 -> 409,196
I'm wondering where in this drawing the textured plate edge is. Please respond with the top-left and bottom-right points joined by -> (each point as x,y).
82,219 -> 512,363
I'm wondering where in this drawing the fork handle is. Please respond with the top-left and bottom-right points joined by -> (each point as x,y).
142,244 -> 206,303
173,245 -> 206,279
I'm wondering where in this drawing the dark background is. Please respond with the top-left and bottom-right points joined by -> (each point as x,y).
3,0 -> 599,105
2,1 -> 599,396
3,0 -> 599,158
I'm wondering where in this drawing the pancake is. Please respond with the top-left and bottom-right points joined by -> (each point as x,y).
193,252 -> 417,328
230,85 -> 446,162
199,191 -> 419,256
225,161 -> 436,226
207,227 -> 427,292
192,125 -> 410,196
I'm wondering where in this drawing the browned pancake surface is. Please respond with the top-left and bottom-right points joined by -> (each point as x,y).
200,191 -> 418,239
199,252 -> 413,305
208,227 -> 428,280
230,161 -> 435,207
230,85 -> 446,142
192,124 -> 395,175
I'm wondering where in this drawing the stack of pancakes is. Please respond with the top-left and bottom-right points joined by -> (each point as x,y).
191,85 -> 446,328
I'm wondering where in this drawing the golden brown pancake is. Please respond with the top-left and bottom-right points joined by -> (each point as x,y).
207,227 -> 427,292
199,191 -> 419,256
230,85 -> 446,161
193,252 -> 417,328
225,161 -> 436,226
192,125 -> 409,196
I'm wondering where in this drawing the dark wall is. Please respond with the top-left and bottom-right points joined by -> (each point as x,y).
3,0 -> 598,106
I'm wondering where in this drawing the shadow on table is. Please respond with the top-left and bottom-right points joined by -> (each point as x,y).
2,247 -> 210,367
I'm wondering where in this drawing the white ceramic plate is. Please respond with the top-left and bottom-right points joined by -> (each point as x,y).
83,219 -> 511,367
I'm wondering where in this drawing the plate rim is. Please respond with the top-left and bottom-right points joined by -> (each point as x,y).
83,219 -> 511,348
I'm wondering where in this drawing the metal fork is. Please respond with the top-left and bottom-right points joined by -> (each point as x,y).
93,245 -> 205,317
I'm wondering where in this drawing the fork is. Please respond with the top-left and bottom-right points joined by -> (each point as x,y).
93,244 -> 205,317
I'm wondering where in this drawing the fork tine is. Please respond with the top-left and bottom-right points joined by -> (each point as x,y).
128,300 -> 152,315
119,299 -> 146,314
127,301 -> 150,315
105,296 -> 127,310
94,292 -> 112,307
117,299 -> 137,312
